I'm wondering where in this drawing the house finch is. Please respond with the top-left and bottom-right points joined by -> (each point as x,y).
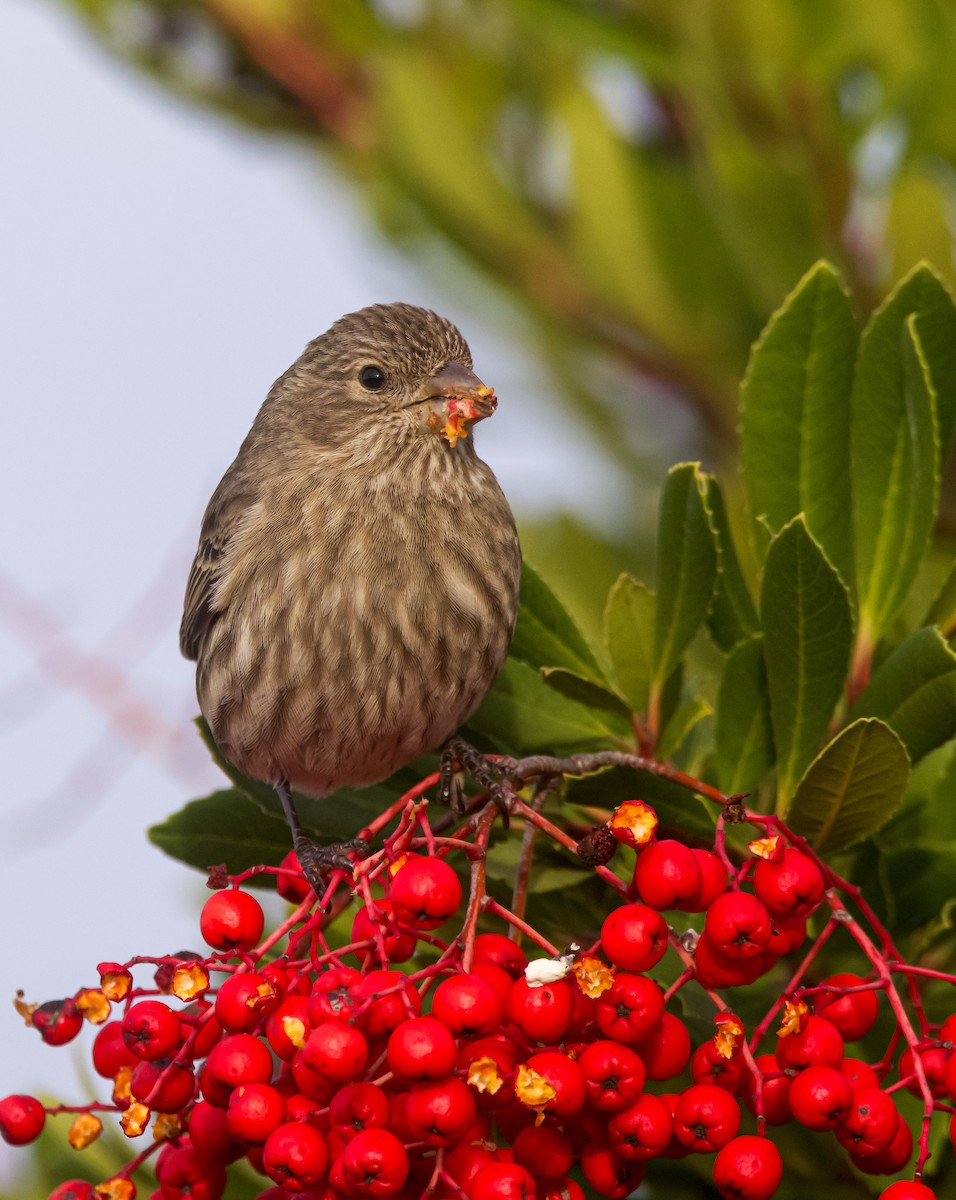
181,303 -> 521,883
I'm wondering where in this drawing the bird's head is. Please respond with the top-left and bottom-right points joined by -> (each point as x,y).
284,303 -> 498,453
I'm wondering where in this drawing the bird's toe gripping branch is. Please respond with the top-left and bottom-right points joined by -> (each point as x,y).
437,734 -> 520,821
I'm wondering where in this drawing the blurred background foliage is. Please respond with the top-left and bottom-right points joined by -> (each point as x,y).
57,0 -> 956,630
62,0 -> 956,442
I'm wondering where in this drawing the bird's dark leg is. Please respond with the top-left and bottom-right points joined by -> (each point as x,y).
438,735 -> 520,820
275,779 -> 368,893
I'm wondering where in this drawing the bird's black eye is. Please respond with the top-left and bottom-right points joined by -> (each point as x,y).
358,364 -> 386,391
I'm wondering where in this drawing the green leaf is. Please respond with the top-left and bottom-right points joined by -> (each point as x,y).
702,477 -> 759,652
469,657 -> 619,756
148,790 -> 291,881
851,626 -> 956,764
760,517 -> 853,806
653,463 -> 719,687
509,561 -> 606,681
788,718 -> 910,853
657,697 -> 712,761
741,261 -> 857,584
541,667 -> 632,718
715,636 -> 775,795
603,573 -> 655,712
923,558 -> 956,639
852,272 -> 944,644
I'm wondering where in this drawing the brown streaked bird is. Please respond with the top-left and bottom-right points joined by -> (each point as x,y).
181,303 -> 521,885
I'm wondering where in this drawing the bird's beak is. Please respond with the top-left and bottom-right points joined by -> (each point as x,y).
419,361 -> 497,448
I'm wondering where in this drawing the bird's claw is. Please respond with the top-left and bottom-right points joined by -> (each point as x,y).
439,736 -> 520,823
293,835 -> 369,893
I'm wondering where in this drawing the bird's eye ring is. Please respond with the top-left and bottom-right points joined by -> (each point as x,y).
358,364 -> 386,391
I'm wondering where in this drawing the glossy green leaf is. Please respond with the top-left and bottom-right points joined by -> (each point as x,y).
853,272 -> 944,643
741,261 -> 857,583
653,463 -> 718,687
715,636 -> 775,795
702,476 -> 760,652
761,517 -> 853,806
469,657 -> 619,756
657,697 -> 712,761
541,667 -> 631,718
510,561 -> 606,681
148,790 -> 291,882
788,719 -> 910,853
603,573 -> 655,712
924,558 -> 956,639
852,626 -> 956,764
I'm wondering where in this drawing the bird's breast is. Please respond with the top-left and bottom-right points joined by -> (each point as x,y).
196,456 -> 520,796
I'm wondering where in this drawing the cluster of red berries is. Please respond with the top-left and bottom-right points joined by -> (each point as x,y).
1,787 -> 953,1200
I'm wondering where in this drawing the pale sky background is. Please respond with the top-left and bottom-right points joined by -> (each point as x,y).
0,0 -> 638,1187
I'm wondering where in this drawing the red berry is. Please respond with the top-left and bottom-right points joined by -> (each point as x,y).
601,903 -> 668,972
879,1182 -> 937,1199
92,1021 -> 139,1079
338,1128 -> 409,1198
186,1100 -> 247,1162
351,900 -> 417,964
705,892 -> 773,960
387,1016 -> 457,1080
307,965 -> 362,1025
204,1032 -> 274,1098
753,847 -> 824,917
694,934 -> 765,988
262,1120 -> 329,1190
512,1124 -> 573,1178
595,973 -> 664,1043
766,914 -> 807,957
266,995 -> 311,1061
122,1000 -> 183,1062
743,1054 -> 792,1127
302,1021 -> 369,1084
227,1082 -> 286,1143
690,1039 -> 748,1093
200,889 -> 265,952
432,973 -> 504,1036
712,1134 -> 783,1200
788,1065 -> 853,1131
276,849 -> 311,904
841,1057 -> 880,1090
389,856 -> 462,929
679,849 -> 728,912
608,1093 -> 674,1161
634,840 -> 702,910
0,1094 -> 45,1145
215,971 -> 282,1033
49,1183 -> 96,1199
32,998 -> 83,1047
405,1076 -> 477,1146
130,1059 -> 196,1112
518,1051 -> 587,1117
673,1084 -> 741,1152
472,933 -> 527,978
834,1086 -> 899,1157
635,1011 -> 691,1081
504,977 -> 574,1043
775,1015 -> 844,1071
852,1111 -> 913,1175
329,1083 -> 391,1140
900,1044 -> 950,1099
577,1040 -> 647,1115
580,1139 -> 646,1198
813,973 -> 879,1041
349,970 -> 421,1039
470,1162 -> 537,1200
156,1143 -> 227,1200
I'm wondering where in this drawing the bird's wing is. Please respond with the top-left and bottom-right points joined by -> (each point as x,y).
180,480 -> 255,662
